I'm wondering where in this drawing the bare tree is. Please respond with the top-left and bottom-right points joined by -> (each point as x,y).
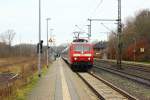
108,9 -> 150,61
0,29 -> 16,45
0,30 -> 16,56
5,30 -> 16,46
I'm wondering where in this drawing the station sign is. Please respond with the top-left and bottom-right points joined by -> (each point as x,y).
140,48 -> 144,53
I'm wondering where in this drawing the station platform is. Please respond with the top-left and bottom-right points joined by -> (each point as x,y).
27,58 -> 98,100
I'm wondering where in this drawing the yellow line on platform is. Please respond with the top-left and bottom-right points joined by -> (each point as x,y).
60,61 -> 71,100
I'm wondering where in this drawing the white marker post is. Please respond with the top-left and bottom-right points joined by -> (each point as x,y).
46,18 -> 51,68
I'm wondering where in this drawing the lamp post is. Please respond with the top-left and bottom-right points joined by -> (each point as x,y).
49,29 -> 54,57
38,0 -> 41,77
46,18 -> 51,68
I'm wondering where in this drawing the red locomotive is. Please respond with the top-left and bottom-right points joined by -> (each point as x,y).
62,39 -> 94,71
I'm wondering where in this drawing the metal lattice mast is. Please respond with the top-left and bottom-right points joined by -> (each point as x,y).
117,0 -> 122,69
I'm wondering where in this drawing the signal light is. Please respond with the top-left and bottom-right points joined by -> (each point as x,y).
74,57 -> 77,60
40,40 -> 43,53
37,40 -> 44,54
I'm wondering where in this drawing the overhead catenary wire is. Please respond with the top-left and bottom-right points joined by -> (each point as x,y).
101,23 -> 116,35
94,0 -> 103,12
90,0 -> 103,18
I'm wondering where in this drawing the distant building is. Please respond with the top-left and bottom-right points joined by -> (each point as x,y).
93,41 -> 107,59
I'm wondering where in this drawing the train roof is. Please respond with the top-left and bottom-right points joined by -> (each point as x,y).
72,38 -> 88,42
71,42 -> 92,45
71,38 -> 92,44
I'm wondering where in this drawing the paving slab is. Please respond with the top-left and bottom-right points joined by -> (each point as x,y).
27,58 -> 98,100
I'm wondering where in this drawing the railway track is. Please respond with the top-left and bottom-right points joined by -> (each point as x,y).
76,72 -> 137,100
94,62 -> 150,86
94,59 -> 150,73
94,58 -> 150,86
62,58 -> 137,99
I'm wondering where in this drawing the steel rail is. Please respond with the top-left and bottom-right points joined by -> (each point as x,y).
89,73 -> 137,100
62,58 -> 137,99
94,65 -> 150,86
77,72 -> 137,100
94,59 -> 150,73
76,72 -> 105,100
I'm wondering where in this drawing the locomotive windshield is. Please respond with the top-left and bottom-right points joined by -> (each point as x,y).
74,44 -> 91,52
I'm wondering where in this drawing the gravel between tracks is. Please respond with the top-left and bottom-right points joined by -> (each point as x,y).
92,67 -> 150,100
94,61 -> 150,81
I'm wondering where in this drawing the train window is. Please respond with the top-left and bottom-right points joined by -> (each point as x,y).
74,44 -> 91,51
83,45 -> 91,51
74,45 -> 82,51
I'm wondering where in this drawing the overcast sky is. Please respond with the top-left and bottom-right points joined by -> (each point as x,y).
0,0 -> 149,45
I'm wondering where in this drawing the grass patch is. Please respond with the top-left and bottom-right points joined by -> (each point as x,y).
15,67 -> 48,100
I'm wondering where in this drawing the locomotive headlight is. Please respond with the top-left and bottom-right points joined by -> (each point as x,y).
88,57 -> 91,60
84,54 -> 91,56
74,57 -> 77,60
73,54 -> 80,57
